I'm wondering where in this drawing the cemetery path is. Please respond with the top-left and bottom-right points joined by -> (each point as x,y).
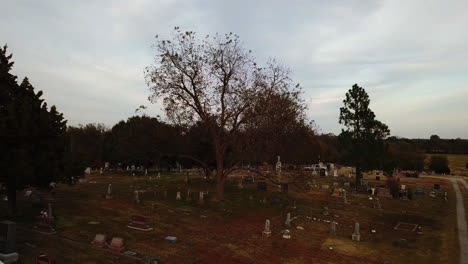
450,178 -> 468,264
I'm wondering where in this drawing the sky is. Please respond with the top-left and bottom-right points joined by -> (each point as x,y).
1,0 -> 468,139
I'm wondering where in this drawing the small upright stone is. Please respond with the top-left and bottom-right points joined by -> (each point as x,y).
262,219 -> 271,237
323,207 -> 329,216
106,184 -> 112,199
134,190 -> 140,204
282,229 -> 291,239
176,191 -> 181,200
330,221 -> 337,235
352,222 -> 360,241
198,191 -> 204,204
285,212 -> 291,227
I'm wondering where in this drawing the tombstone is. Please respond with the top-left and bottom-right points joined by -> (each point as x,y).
320,169 -> 326,177
133,190 -> 140,204
237,179 -> 244,189
99,167 -> 103,175
186,190 -> 192,201
343,182 -> 351,188
323,207 -> 329,216
0,221 -> 16,257
330,221 -> 337,235
377,188 -> 392,198
35,255 -> 56,264
414,187 -> 425,197
33,211 -> 55,234
127,215 -> 153,231
262,219 -> 271,237
257,182 -> 267,192
284,213 -> 292,227
84,167 -> 91,174
126,166 -> 130,171
400,185 -> 406,190
157,172 -> 161,179
340,189 -> 348,204
165,236 -> 178,243
333,169 -> 338,177
321,185 -> 330,190
276,156 -> 282,173
373,198 -> 382,209
434,184 -> 440,190
145,169 -> 148,175
360,179 -> 368,187
312,170 -> 317,176
108,237 -> 125,252
352,222 -> 360,241
198,191 -> 204,204
282,229 -> 291,239
91,234 -> 107,248
333,182 -> 338,186
281,183 -> 289,194
131,165 -> 136,171
106,184 -> 112,199
176,191 -> 182,200
370,188 -> 376,195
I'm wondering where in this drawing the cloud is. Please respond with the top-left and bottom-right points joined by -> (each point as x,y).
1,0 -> 467,138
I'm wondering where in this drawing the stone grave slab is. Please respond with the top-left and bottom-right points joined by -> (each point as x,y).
127,215 -> 153,231
108,237 -> 125,252
394,222 -> 418,232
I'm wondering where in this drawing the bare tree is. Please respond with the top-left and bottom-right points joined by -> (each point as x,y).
145,28 -> 300,200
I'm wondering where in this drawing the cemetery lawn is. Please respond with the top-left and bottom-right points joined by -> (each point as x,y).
2,171 -> 461,264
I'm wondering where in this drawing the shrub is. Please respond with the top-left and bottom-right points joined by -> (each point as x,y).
428,155 -> 450,174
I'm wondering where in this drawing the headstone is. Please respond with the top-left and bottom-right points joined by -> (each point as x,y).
373,198 -> 382,209
285,213 -> 291,227
330,221 -> 337,235
262,219 -> 271,237
333,182 -> 338,186
108,237 -> 125,252
401,185 -> 406,190
157,172 -> 161,179
343,182 -> 351,188
377,188 -> 392,198
199,191 -> 204,204
133,190 -> 140,204
145,169 -> 148,175
91,234 -> 107,248
352,222 -> 360,241
340,189 -> 348,204
165,236 -> 177,243
84,167 -> 91,174
35,255 -> 55,264
127,215 -> 153,231
186,190 -> 192,201
371,188 -> 376,195
333,169 -> 338,177
321,185 -> 330,190
33,212 -> 55,234
320,169 -> 326,177
360,179 -> 368,187
106,184 -> 112,199
47,203 -> 53,219
276,155 -> 282,176
282,229 -> 291,239
99,167 -> 103,175
238,179 -> 244,189
0,221 -> 16,254
323,207 -> 329,216
414,187 -> 425,196
176,191 -> 181,200
126,166 -> 130,171
257,182 -> 267,192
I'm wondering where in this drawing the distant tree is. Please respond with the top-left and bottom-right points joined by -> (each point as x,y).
428,155 -> 450,174
430,135 -> 440,141
0,45 -> 67,215
145,28 -> 305,200
106,116 -> 182,169
339,84 -> 390,187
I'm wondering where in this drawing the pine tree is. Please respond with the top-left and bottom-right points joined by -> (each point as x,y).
0,45 -> 67,216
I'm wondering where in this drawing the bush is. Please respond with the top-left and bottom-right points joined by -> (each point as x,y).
428,155 -> 450,174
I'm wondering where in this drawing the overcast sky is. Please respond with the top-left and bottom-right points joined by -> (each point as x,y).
2,0 -> 468,139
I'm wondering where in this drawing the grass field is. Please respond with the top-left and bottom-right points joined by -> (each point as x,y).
1,171 -> 460,264
426,154 -> 468,176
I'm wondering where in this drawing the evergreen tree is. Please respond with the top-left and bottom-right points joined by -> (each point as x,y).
0,45 -> 67,215
339,84 -> 390,187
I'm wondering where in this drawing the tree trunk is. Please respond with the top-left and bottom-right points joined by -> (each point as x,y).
214,140 -> 225,201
